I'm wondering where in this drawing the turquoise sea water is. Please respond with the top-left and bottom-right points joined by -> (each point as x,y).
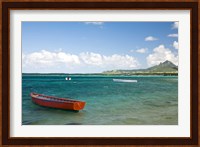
22,74 -> 178,125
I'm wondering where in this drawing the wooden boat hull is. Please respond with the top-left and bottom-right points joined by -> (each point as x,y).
31,93 -> 86,111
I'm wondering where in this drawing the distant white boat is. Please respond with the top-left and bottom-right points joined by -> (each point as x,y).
113,79 -> 137,83
65,77 -> 71,80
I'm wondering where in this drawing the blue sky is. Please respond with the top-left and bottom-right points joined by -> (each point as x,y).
22,22 -> 178,73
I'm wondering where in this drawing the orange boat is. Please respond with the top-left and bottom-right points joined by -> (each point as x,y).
30,92 -> 86,111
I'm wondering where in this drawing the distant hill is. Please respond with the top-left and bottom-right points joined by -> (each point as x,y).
147,60 -> 178,72
102,60 -> 178,75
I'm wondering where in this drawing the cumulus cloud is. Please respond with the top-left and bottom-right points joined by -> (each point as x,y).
80,52 -> 139,69
23,50 -> 80,68
145,36 -> 158,41
146,45 -> 178,66
168,34 -> 178,37
22,53 -> 25,60
80,52 -> 103,66
173,41 -> 178,49
23,50 -> 139,72
136,48 -> 148,53
84,22 -> 104,25
172,22 -> 178,29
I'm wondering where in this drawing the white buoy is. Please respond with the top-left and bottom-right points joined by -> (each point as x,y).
66,77 -> 71,80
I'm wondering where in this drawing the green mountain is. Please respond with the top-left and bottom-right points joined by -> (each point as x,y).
102,60 -> 178,75
147,60 -> 178,72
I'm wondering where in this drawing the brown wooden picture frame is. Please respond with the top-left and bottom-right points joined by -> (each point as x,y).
1,1 -> 198,146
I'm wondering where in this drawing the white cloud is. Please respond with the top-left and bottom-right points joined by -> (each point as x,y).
23,50 -> 139,73
23,50 -> 80,68
84,22 -> 104,25
22,53 -> 25,60
79,52 -> 139,69
136,48 -> 148,53
146,45 -> 178,66
173,41 -> 178,49
79,52 -> 103,66
145,36 -> 158,41
168,34 -> 178,37
172,22 -> 178,29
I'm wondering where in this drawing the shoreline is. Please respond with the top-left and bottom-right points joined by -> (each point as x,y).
22,73 -> 178,76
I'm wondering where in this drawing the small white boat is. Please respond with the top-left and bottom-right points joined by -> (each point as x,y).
113,79 -> 137,83
65,77 -> 71,80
